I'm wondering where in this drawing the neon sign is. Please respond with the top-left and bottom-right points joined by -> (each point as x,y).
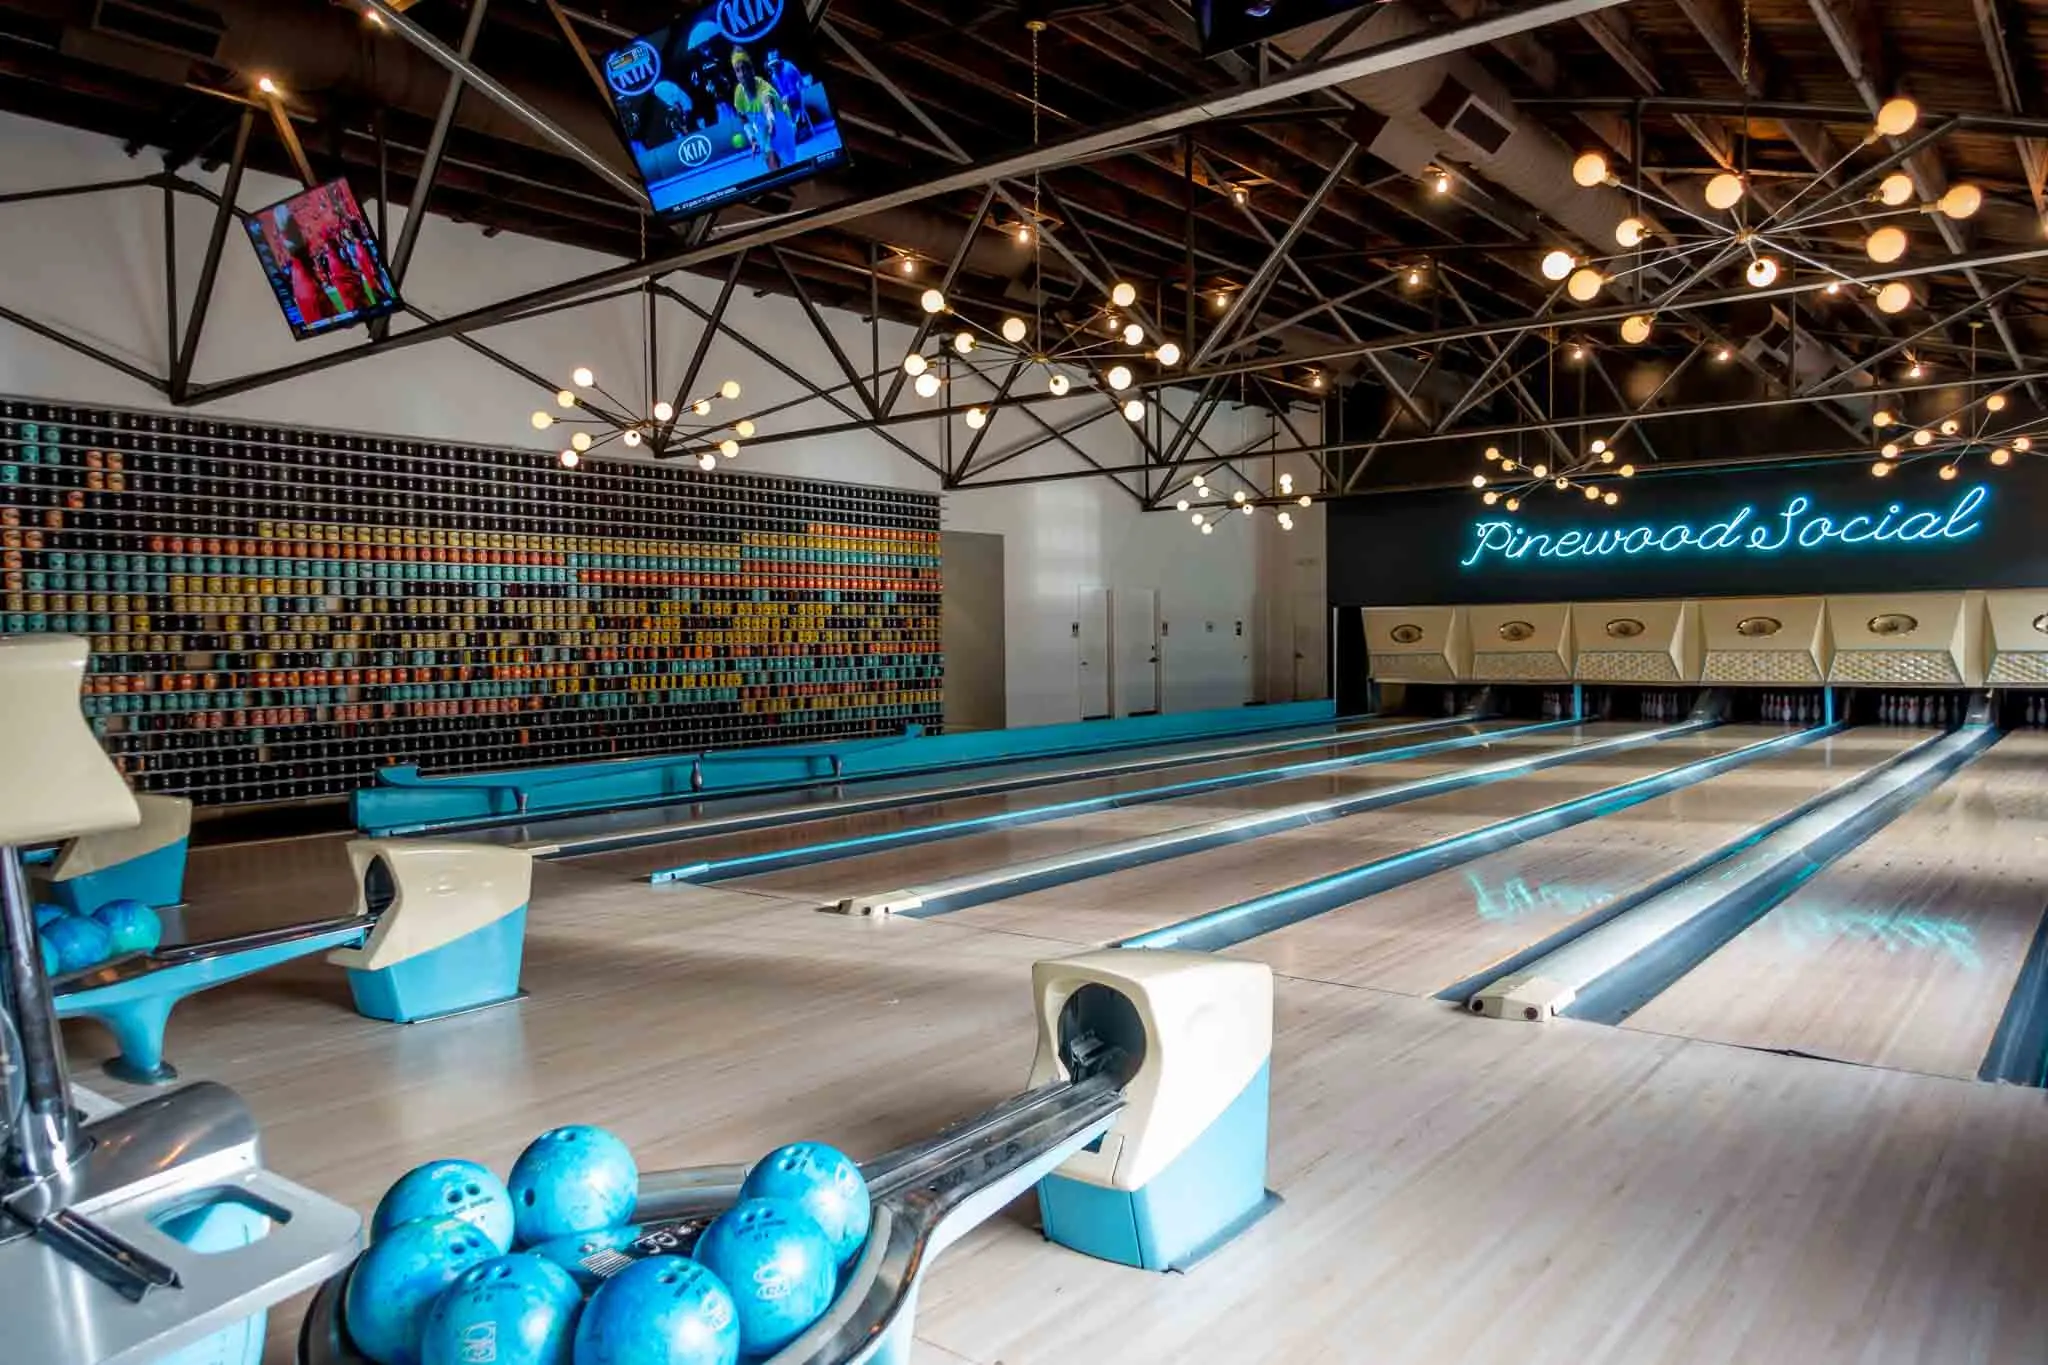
1461,483 -> 1988,569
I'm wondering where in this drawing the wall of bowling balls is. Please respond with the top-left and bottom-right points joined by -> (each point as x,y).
0,398 -> 943,808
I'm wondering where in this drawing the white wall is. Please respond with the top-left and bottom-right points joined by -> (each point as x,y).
0,111 -> 1323,728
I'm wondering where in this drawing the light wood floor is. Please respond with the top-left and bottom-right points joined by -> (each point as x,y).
63,827 -> 2048,1365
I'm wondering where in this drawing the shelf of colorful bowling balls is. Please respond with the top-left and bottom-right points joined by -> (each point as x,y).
337,1126 -> 872,1365
33,898 -> 164,977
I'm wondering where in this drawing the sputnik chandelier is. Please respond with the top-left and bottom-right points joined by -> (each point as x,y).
1177,468 -> 1315,536
1870,326 -> 2041,481
901,20 -> 1181,429
1470,332 -> 1634,511
529,371 -> 751,471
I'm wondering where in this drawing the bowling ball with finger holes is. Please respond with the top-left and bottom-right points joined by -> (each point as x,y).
692,1198 -> 837,1357
418,1253 -> 583,1365
343,1216 -> 498,1365
508,1126 -> 638,1246
374,1159 -> 517,1254
529,1225 -> 648,1293
41,938 -> 58,977
89,898 -> 163,955
738,1141 -> 870,1266
571,1255 -> 739,1365
41,914 -> 112,974
34,902 -> 66,928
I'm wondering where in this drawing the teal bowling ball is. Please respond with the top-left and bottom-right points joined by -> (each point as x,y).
40,937 -> 58,977
570,1256 -> 738,1365
692,1199 -> 836,1357
34,903 -> 67,928
90,899 -> 163,955
739,1142 -> 870,1266
528,1225 -> 643,1293
419,1253 -> 582,1365
343,1216 -> 498,1365
374,1160 -> 516,1254
507,1126 -> 638,1247
41,915 -> 112,974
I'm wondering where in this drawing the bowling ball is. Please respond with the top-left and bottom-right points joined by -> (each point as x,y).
374,1160 -> 517,1254
89,899 -> 163,955
528,1225 -> 644,1293
343,1216 -> 498,1365
41,915 -> 112,974
34,903 -> 67,927
738,1142 -> 870,1266
570,1256 -> 738,1365
419,1253 -> 582,1365
40,938 -> 58,977
507,1125 -> 638,1247
692,1199 -> 836,1356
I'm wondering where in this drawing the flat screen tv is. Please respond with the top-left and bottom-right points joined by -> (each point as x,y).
602,0 -> 849,221
242,178 -> 402,340
1198,1 -> 1384,55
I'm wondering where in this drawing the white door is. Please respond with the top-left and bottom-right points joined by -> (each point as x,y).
1078,586 -> 1113,719
1117,588 -> 1162,716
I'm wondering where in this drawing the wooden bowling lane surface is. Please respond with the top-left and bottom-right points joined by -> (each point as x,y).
934,725 -> 1784,947
724,724 -> 1619,902
1229,728 -> 1929,998
576,718 -> 1528,880
1621,729 -> 2048,1080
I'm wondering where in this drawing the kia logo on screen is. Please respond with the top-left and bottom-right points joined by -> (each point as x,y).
718,0 -> 785,44
679,134 -> 715,167
606,40 -> 661,98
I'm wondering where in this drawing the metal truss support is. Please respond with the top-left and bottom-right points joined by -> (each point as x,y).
1193,144 -> 1360,368
950,362 -> 1027,481
161,179 -> 178,379
655,252 -> 747,452
169,108 -> 253,403
773,246 -> 884,422
384,0 -> 490,308
957,406 -> 1119,484
880,185 -> 997,416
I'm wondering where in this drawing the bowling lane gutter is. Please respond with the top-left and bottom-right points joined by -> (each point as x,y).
507,712 -> 1455,859
1979,896 -> 2048,1086
1473,725 -> 1997,1026
1119,722 -> 1841,954
648,716 -> 1568,886
867,719 -> 1717,920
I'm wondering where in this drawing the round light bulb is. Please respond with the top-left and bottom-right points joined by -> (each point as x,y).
1567,268 -> 1603,302
1865,226 -> 1908,263
735,419 -> 756,438
693,399 -> 713,417
1746,256 -> 1780,288
1940,183 -> 1984,220
1483,491 -> 1499,506
556,389 -> 577,409
903,352 -> 929,377
1590,438 -> 1608,455
914,371 -> 942,399
964,407 -> 987,430
1540,249 -> 1575,282
1202,523 -> 1215,535
1882,442 -> 1901,459
623,430 -> 642,448
1556,477 -> 1571,490
698,453 -> 717,471
1299,495 -> 1312,508
1615,217 -> 1646,248
1111,282 -> 1138,309
953,331 -> 976,355
1992,447 -> 2013,465
1242,504 -> 1254,516
1123,398 -> 1147,422
721,380 -> 741,400
1620,314 -> 1652,345
1874,409 -> 1895,427
1048,373 -> 1071,397
1940,418 -> 1961,436
1879,172 -> 1915,207
571,366 -> 594,387
257,75 -> 279,96
1619,464 -> 1635,478
1939,463 -> 1959,480
1001,317 -> 1029,345
1876,281 -> 1914,314
1571,151 -> 1609,187
1532,463 -> 1550,478
719,439 -> 739,459
1106,365 -> 1134,392
1176,499 -> 1190,512
1600,449 -> 1616,465
1705,172 -> 1745,211
1156,341 -> 1182,367
559,449 -> 579,468
1913,428 -> 1934,446
920,289 -> 947,314
570,431 -> 593,452
1872,459 -> 1892,477
1505,498 -> 1520,511
1875,97 -> 1920,138
1472,475 -> 1488,489
1502,460 -> 1518,473
1232,490 -> 1248,504
531,411 -> 554,430
1191,513 -> 1205,527
1584,484 -> 1602,501
1484,446 -> 1501,462
653,401 -> 675,423
2017,436 -> 2034,452
1604,491 -> 1619,505
1016,225 -> 1032,245
1123,323 -> 1145,347
1988,394 -> 2009,413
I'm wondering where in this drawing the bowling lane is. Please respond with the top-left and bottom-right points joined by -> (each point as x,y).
1227,727 -> 1927,997
933,724 -> 1785,946
578,718 -> 1531,880
1622,730 -> 2048,1080
721,722 -> 1600,899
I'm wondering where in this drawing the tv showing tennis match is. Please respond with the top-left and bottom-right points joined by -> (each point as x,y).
603,0 -> 849,221
1198,1 -> 1384,54
242,178 -> 401,341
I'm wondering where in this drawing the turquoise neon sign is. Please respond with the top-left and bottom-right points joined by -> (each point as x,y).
1461,483 -> 1987,569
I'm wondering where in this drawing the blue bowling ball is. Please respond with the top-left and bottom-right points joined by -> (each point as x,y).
508,1126 -> 637,1247
41,915 -> 113,975
570,1256 -> 738,1365
34,903 -> 67,928
419,1253 -> 582,1365
343,1216 -> 498,1365
89,898 -> 163,955
374,1159 -> 517,1254
528,1225 -> 643,1292
692,1199 -> 836,1357
40,938 -> 58,977
739,1142 -> 871,1266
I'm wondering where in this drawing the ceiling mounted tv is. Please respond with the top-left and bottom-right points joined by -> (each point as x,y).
1198,1 -> 1385,55
243,178 -> 402,340
602,0 -> 849,221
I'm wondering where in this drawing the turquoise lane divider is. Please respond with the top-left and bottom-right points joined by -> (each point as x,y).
356,699 -> 1340,836
649,717 -> 1578,885
898,721 -> 1717,921
1118,724 -> 1838,954
544,711 -> 1441,861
